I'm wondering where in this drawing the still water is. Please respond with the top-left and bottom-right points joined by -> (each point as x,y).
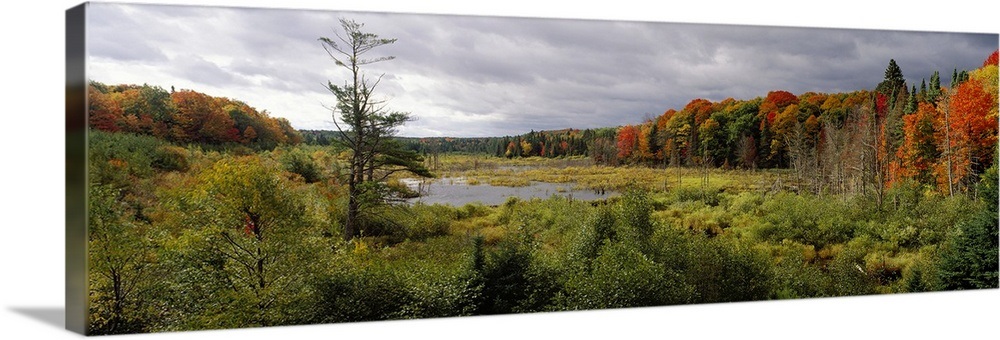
401,177 -> 617,206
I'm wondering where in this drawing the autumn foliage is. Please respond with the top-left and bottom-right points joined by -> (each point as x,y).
934,76 -> 999,191
616,125 -> 639,161
893,103 -> 939,184
984,49 -> 998,67
592,52 -> 997,196
88,81 -> 301,149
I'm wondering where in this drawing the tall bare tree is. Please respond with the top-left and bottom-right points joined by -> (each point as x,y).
321,18 -> 430,240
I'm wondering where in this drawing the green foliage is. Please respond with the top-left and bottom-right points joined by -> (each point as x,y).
725,191 -> 764,215
83,129 -> 1000,333
937,162 -> 999,289
767,241 -> 831,299
88,184 -> 161,334
471,235 -> 559,314
456,202 -> 492,220
876,188 -> 976,248
559,241 -> 691,309
162,156 -> 328,327
402,204 -> 454,241
89,131 -> 189,186
567,204 -> 615,269
827,238 -> 879,296
681,237 -> 774,303
560,190 -> 772,308
279,147 -> 322,183
668,185 -> 722,206
615,190 -> 655,244
310,265 -> 413,323
747,192 -> 857,249
153,145 -> 190,172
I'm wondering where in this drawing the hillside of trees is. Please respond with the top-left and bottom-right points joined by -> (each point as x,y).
88,81 -> 303,150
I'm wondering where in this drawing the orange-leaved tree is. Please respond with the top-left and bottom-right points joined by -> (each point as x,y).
935,77 -> 998,193
892,102 -> 939,185
616,125 -> 639,163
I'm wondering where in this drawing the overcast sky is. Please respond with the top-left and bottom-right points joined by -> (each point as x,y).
86,3 -> 997,137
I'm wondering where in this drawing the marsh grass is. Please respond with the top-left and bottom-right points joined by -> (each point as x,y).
419,154 -> 790,194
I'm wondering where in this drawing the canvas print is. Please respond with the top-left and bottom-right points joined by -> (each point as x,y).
67,2 -> 999,335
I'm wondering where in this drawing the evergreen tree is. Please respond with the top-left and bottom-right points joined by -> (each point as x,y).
919,79 -> 927,101
904,85 -> 918,114
877,59 -> 906,95
937,161 -> 999,289
928,71 -> 941,104
320,18 -> 432,239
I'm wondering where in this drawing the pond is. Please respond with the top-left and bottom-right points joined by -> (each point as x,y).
400,177 -> 618,206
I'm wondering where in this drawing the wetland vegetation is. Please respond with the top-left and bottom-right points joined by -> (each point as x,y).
83,18 -> 998,335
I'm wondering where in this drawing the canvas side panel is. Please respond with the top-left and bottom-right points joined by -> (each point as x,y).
66,2 -> 88,335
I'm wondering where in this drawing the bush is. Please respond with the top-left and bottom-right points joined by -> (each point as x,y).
615,190 -> 654,245
726,191 -> 764,215
827,238 -> 878,296
89,131 -> 168,184
766,241 -> 831,299
153,145 -> 189,172
456,203 -> 491,220
682,237 -> 774,303
559,241 -> 691,309
669,186 -> 722,206
471,237 -> 557,314
749,192 -> 856,249
280,148 -> 323,183
404,204 -> 454,241
310,266 -> 413,323
937,212 -> 999,289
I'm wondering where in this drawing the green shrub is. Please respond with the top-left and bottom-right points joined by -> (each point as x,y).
937,211 -> 999,290
682,237 -> 774,303
615,190 -> 654,245
457,203 -> 492,220
280,148 -> 322,183
669,186 -> 722,205
310,266 -> 413,323
404,204 -> 454,241
471,237 -> 557,314
749,192 -> 856,249
559,241 -> 691,309
153,145 -> 189,172
726,191 -> 764,215
767,241 -> 831,299
827,238 -> 878,296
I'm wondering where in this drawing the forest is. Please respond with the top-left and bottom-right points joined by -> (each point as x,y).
84,19 -> 998,335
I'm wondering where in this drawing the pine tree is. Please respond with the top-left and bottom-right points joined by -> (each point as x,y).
320,18 -> 432,240
928,71 -> 941,105
937,161 -> 999,289
919,79 -> 927,101
905,85 -> 918,114
877,59 -> 906,95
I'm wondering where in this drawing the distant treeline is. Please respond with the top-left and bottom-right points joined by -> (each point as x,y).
89,81 -> 302,150
306,51 -> 999,197
302,128 -> 617,159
